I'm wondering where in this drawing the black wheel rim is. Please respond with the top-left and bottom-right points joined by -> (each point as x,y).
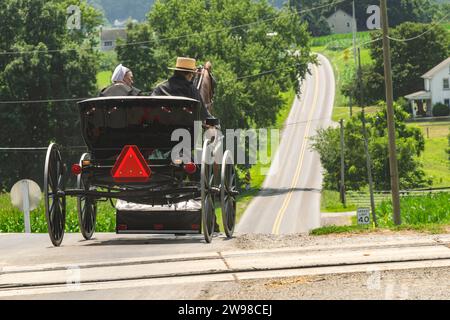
77,153 -> 97,240
201,140 -> 215,243
221,151 -> 236,238
44,144 -> 66,247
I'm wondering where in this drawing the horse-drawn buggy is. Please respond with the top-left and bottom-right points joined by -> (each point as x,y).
43,95 -> 238,246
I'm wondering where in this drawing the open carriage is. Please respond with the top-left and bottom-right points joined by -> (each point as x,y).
43,96 -> 238,247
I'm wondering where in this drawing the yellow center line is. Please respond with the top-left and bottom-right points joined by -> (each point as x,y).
271,64 -> 320,234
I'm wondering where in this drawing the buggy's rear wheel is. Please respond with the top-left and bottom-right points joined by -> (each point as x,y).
77,153 -> 97,240
201,139 -> 215,243
44,143 -> 66,247
221,150 -> 237,238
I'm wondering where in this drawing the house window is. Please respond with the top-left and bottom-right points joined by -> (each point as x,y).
444,78 -> 450,90
347,22 -> 350,27
104,41 -> 113,47
445,99 -> 450,107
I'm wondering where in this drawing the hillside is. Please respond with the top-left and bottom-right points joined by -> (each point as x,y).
87,0 -> 155,24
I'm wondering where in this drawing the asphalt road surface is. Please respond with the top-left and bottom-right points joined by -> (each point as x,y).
237,54 -> 335,234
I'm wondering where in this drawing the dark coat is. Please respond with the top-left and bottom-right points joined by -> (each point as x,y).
151,74 -> 212,120
99,83 -> 142,97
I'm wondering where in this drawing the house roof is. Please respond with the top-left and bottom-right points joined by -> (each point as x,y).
405,90 -> 431,100
101,28 -> 127,41
326,9 -> 353,20
421,57 -> 450,79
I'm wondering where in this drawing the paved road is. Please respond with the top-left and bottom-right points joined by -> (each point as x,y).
1,233 -> 450,299
237,54 -> 335,234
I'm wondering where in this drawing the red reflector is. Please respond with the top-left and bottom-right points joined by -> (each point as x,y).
183,162 -> 197,174
117,224 -> 127,231
154,224 -> 164,230
191,224 -> 200,230
111,145 -> 151,182
71,164 -> 82,175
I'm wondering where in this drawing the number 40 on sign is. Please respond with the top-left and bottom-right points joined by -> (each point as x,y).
357,208 -> 371,225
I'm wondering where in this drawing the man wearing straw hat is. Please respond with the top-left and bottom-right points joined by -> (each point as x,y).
152,57 -> 212,120
153,57 -> 220,233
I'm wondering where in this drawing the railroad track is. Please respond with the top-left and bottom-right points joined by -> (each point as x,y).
1,239 -> 450,296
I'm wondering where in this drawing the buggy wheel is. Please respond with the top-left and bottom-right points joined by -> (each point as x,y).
221,150 -> 237,238
44,143 -> 66,247
77,153 -> 97,240
201,139 -> 215,243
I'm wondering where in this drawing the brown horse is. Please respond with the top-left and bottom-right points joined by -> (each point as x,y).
194,61 -> 215,114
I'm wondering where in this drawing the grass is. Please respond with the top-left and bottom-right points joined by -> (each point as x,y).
313,192 -> 450,235
407,121 -> 450,188
0,193 -> 116,233
97,70 -> 112,90
321,190 -> 357,213
376,192 -> 450,226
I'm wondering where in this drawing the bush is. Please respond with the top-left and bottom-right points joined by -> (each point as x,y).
376,193 -> 450,226
432,103 -> 450,117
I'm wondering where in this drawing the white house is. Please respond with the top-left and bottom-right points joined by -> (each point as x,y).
405,57 -> 450,117
326,9 -> 355,34
100,28 -> 127,51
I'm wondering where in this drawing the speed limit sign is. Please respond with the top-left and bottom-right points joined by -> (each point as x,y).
357,208 -> 371,225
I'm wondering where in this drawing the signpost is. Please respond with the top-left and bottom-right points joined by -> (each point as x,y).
357,208 -> 371,225
10,179 -> 41,233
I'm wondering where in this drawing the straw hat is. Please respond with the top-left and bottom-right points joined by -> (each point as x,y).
168,57 -> 199,72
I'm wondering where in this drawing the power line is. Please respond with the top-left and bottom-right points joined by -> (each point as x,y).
0,0 -> 349,56
387,13 -> 450,42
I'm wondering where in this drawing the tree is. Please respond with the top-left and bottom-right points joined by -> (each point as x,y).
117,0 -> 315,129
311,103 -> 430,191
368,22 -> 449,102
0,0 -> 102,189
341,64 -> 385,107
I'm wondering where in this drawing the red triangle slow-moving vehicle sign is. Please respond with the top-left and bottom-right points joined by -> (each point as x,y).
111,145 -> 151,182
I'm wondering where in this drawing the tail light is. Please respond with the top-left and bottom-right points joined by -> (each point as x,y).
71,164 -> 82,175
183,162 -> 197,174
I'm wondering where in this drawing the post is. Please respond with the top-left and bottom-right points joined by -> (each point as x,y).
352,0 -> 357,67
358,48 -> 377,227
21,180 -> 31,233
380,0 -> 401,225
339,119 -> 346,207
349,95 -> 353,117
361,109 -> 378,227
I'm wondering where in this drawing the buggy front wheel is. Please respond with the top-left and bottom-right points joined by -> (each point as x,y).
77,153 -> 97,240
201,139 -> 215,243
221,150 -> 237,238
44,143 -> 66,247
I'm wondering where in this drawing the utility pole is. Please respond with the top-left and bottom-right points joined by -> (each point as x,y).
339,119 -> 346,207
380,0 -> 401,225
352,0 -> 357,68
358,48 -> 377,227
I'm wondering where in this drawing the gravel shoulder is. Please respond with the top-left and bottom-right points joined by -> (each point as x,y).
197,266 -> 450,300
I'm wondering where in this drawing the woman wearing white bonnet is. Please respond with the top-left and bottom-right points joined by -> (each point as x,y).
111,64 -> 129,83
100,63 -> 142,96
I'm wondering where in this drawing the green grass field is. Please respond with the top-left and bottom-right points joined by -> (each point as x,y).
314,192 -> 450,235
97,70 -> 112,90
408,121 -> 450,188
